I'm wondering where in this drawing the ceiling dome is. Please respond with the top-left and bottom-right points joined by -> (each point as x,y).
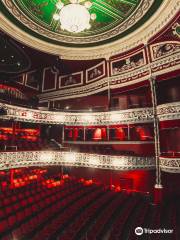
0,0 -> 178,59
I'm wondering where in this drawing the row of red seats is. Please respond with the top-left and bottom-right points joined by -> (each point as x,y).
55,191 -> 117,240
109,195 -> 141,239
0,139 -> 53,151
0,181 -> 74,213
12,185 -> 97,240
1,181 -> 77,213
128,201 -> 149,240
86,193 -> 128,240
32,187 -> 106,240
0,180 -> 87,239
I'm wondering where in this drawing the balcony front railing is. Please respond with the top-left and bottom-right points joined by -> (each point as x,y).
0,151 -> 155,171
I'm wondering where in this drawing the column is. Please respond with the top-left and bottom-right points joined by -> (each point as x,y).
127,124 -> 130,141
106,58 -> 111,110
12,120 -> 16,145
62,125 -> 65,143
107,126 -> 110,141
149,76 -> 163,204
84,126 -> 86,142
146,43 -> 163,204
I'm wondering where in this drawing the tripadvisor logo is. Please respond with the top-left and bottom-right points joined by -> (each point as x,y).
135,227 -> 143,235
135,227 -> 173,235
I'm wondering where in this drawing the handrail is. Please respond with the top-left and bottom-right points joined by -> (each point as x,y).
0,101 -> 179,125
0,151 -> 155,171
0,102 -> 153,125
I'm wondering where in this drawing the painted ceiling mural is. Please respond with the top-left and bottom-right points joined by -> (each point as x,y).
14,0 -> 141,36
1,0 -> 163,46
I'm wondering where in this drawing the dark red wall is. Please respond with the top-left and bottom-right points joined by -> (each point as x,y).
55,92 -> 108,110
112,144 -> 154,156
70,167 -> 155,193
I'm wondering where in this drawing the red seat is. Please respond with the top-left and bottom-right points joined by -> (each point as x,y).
8,215 -> 16,227
0,219 -> 8,233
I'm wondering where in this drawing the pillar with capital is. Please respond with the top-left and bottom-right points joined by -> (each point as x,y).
146,42 -> 163,204
106,57 -> 111,110
149,76 -> 163,204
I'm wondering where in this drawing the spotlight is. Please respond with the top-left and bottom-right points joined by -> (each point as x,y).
90,13 -> 96,20
84,1 -> 92,8
53,13 -> 60,20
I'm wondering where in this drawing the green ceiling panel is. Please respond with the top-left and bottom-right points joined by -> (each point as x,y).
13,0 -> 140,36
1,0 -> 164,47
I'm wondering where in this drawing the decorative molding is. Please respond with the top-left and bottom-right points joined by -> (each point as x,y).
38,51 -> 180,101
25,70 -> 39,90
0,103 -> 153,125
0,151 -> 155,171
110,49 -> 146,76
157,101 -> 180,121
42,67 -> 57,93
86,61 -> 106,83
15,74 -> 25,85
0,0 -> 179,59
1,0 -> 153,44
59,71 -> 83,89
39,77 -> 109,101
110,65 -> 150,88
151,51 -> 180,74
172,22 -> 180,38
150,41 -> 180,61
160,157 -> 180,173
63,141 -> 154,145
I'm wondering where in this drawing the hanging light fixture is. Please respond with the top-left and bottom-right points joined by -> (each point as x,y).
53,0 -> 96,33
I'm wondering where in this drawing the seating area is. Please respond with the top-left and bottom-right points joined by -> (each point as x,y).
64,125 -> 154,142
69,144 -> 146,156
0,169 -> 179,240
0,84 -> 38,108
0,4 -> 180,239
0,139 -> 60,151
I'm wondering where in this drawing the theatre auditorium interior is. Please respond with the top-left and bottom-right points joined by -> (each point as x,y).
0,0 -> 180,239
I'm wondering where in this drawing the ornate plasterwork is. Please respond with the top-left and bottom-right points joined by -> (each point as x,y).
172,22 -> 180,38
0,101 -> 180,125
42,67 -> 57,92
110,65 -> 150,88
0,151 -> 155,171
38,67 -> 150,102
0,0 -> 179,59
110,49 -> 146,76
160,157 -> 180,173
86,61 -> 106,83
157,101 -> 180,121
151,51 -> 180,75
59,71 -> 83,89
38,50 -> 180,101
1,0 -> 153,44
150,41 -> 180,61
39,77 -> 109,101
0,103 -> 153,125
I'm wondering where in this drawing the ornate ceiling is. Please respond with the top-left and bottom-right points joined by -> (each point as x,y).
0,0 -> 179,59
10,0 -> 144,42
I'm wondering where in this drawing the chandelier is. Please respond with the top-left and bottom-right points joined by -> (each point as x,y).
53,0 -> 96,33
